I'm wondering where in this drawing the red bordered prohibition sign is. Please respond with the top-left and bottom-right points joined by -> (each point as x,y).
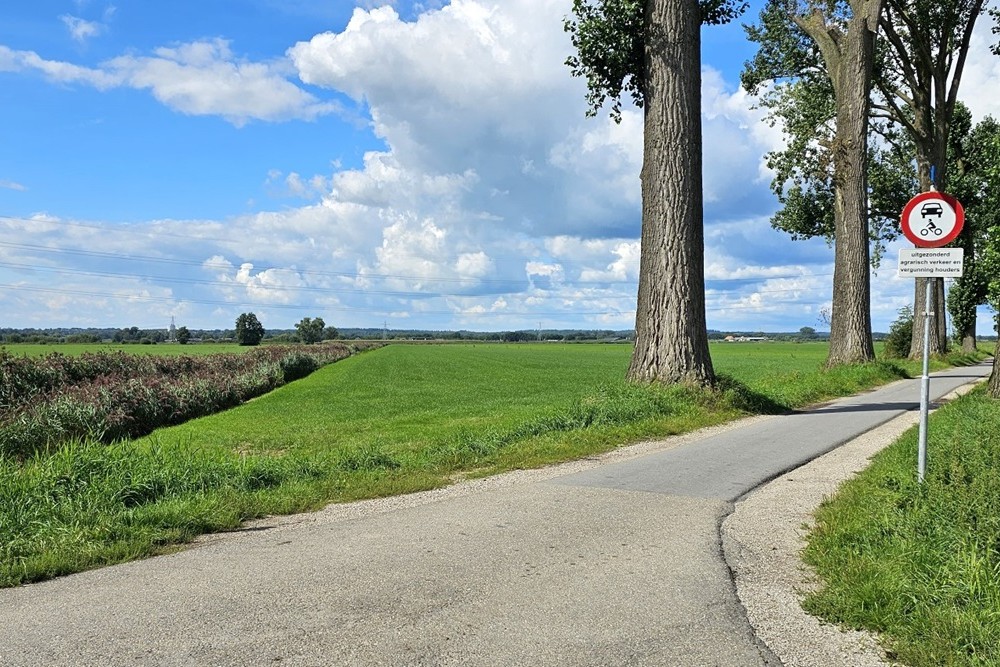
900,192 -> 965,248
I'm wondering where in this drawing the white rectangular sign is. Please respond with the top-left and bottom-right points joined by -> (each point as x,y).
897,248 -> 965,277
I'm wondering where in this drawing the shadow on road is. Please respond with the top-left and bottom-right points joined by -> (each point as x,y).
802,401 -> 925,415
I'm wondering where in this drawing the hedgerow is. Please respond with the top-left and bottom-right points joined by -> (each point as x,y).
0,343 -> 379,459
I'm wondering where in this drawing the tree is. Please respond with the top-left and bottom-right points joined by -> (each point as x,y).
175,326 -> 191,345
945,112 -> 1000,351
883,305 -> 914,358
744,0 -> 882,368
295,317 -> 326,345
873,0 -> 990,358
799,326 -> 817,339
984,225 -> 1000,398
745,0 -> 996,362
235,313 -> 264,346
564,0 -> 747,386
322,326 -> 340,341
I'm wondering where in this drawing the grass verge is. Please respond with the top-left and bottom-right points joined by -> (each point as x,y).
803,383 -> 1000,666
0,342 -> 990,588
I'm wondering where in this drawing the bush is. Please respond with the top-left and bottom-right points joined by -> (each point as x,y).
884,305 -> 914,358
279,354 -> 319,383
0,343 -> 382,459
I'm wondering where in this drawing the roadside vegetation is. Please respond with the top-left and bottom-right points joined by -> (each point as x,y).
804,379 -> 1000,667
0,343 -> 378,459
5,343 -> 252,357
0,342 -> 990,589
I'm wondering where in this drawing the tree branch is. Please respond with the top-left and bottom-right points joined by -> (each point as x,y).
945,1 -> 986,116
878,8 -> 924,95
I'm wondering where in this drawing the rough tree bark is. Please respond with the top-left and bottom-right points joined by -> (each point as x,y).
990,353 -> 1000,398
794,3 -> 881,367
912,278 -> 949,356
627,0 -> 714,385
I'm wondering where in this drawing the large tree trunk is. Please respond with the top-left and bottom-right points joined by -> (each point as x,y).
910,277 -> 949,357
627,0 -> 714,386
949,235 -> 979,352
908,156 -> 949,358
989,352 -> 1000,398
907,75 -> 953,358
959,326 -> 977,353
807,5 -> 879,367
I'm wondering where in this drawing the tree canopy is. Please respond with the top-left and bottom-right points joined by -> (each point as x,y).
235,313 -> 264,347
743,0 -> 998,361
295,317 -> 326,345
564,0 -> 748,121
743,0 -> 883,367
945,110 -> 1000,349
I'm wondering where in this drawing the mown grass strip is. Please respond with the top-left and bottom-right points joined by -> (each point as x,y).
0,342 -> 990,588
803,383 -> 1000,667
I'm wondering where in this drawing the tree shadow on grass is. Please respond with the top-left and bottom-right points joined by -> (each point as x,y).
713,374 -> 790,416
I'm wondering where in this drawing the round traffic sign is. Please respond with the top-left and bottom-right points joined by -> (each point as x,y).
900,192 -> 964,247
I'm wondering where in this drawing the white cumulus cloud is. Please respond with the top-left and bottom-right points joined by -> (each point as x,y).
0,39 -> 339,125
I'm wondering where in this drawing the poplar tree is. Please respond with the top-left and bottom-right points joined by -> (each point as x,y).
745,1 -> 996,360
744,0 -> 883,368
564,0 -> 747,386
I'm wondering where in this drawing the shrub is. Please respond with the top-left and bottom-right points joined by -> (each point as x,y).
884,305 -> 914,358
0,343 -> 382,459
279,353 -> 319,383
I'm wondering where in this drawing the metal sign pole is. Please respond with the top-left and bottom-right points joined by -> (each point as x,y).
917,278 -> 932,483
899,185 -> 965,484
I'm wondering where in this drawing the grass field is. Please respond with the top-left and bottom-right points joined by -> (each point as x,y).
0,341 -> 991,590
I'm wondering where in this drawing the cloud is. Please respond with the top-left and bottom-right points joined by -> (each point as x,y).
0,39 -> 339,125
60,15 -> 106,43
289,0 -> 614,238
0,180 -> 26,191
960,14 -> 1000,122
265,169 -> 331,200
2,0 -> 865,333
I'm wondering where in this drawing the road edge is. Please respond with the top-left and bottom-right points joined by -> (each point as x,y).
721,373 -> 989,667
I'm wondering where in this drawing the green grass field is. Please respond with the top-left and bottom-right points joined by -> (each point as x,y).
3,339 -> 997,664
0,341 -> 992,594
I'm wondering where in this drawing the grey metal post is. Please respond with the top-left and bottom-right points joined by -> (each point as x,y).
917,278 -> 932,483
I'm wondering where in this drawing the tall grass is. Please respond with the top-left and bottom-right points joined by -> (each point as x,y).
0,343 -> 377,459
803,386 -> 1000,666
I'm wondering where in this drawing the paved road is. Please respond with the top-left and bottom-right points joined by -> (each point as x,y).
1,360 -> 992,667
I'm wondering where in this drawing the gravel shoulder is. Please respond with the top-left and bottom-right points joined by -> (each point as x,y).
722,379 -> 986,667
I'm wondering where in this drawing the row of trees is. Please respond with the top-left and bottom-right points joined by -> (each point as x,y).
233,313 -> 339,346
564,0 -> 1000,397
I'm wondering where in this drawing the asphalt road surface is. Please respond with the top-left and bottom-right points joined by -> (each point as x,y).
1,360 -> 992,667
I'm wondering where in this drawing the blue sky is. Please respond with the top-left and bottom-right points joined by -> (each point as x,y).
1,0 -> 998,334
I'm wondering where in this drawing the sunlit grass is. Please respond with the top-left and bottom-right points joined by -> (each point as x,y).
803,386 -> 1000,666
1,341 -> 991,588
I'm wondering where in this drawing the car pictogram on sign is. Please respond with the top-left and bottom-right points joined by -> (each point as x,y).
900,192 -> 964,248
920,202 -> 943,218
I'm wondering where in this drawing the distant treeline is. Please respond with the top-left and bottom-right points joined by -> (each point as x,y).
2,326 -> 995,345
0,326 -> 636,345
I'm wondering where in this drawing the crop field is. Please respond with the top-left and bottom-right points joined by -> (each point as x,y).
0,341 -> 989,588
